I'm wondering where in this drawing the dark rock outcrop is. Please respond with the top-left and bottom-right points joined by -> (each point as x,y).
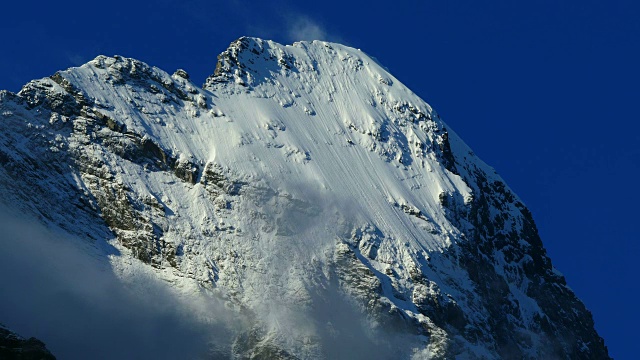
0,325 -> 56,360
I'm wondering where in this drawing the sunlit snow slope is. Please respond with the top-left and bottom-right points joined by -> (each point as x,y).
0,37 -> 609,359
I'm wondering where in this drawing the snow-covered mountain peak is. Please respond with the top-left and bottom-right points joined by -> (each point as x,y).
0,37 -> 609,359
206,37 -> 407,98
32,38 -> 470,253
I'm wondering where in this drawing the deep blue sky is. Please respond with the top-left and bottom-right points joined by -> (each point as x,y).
2,1 -> 637,357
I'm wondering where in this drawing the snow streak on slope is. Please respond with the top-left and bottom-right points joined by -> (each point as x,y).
0,37 -> 609,359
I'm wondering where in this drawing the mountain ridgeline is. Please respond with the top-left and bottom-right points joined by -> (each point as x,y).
0,37 -> 609,359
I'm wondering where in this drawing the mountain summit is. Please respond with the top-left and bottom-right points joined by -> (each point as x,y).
0,37 -> 609,359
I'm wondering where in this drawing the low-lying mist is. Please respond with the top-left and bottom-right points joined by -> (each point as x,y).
0,192 -> 418,359
0,208 -> 238,359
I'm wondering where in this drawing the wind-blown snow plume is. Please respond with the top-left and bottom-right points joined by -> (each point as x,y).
287,16 -> 328,42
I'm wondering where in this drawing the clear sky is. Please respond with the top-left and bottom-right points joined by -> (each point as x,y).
2,1 -> 638,357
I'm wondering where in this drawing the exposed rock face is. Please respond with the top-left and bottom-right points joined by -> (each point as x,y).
0,324 -> 56,360
0,37 -> 609,359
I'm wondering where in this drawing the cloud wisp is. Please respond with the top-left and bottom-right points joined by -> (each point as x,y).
0,209 -> 237,359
